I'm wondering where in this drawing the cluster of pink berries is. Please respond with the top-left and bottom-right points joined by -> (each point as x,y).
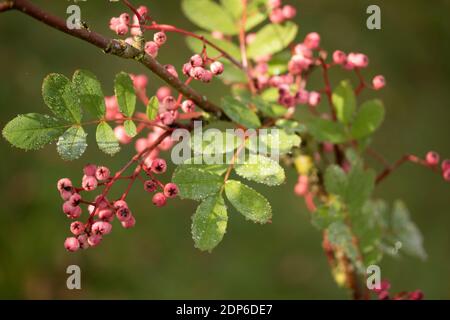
58,162 -> 179,252
143,31 -> 167,59
109,5 -> 149,37
372,280 -> 423,300
425,151 -> 450,182
268,0 -> 297,24
182,54 -> 224,83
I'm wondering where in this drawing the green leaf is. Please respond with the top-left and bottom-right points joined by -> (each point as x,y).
351,99 -> 385,139
345,164 -> 376,212
56,126 -> 87,161
224,180 -> 272,223
235,154 -> 285,186
96,121 -> 120,156
72,70 -> 106,119
221,61 -> 248,83
302,116 -> 349,143
220,0 -> 242,19
2,113 -> 66,151
221,96 -> 261,129
146,96 -> 159,121
192,194 -> 228,252
312,203 -> 345,230
242,95 -> 287,118
114,72 -> 136,118
324,165 -> 348,196
247,22 -> 298,59
124,120 -> 137,138
332,80 -> 356,124
186,31 -> 241,59
181,0 -> 237,35
191,129 -> 242,155
275,119 -> 307,134
390,201 -> 426,260
42,73 -> 82,123
183,158 -> 229,176
246,128 -> 300,155
328,221 -> 364,272
172,166 -> 224,201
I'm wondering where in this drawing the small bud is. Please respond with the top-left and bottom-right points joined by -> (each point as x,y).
116,207 -> 132,222
164,64 -> 179,79
210,61 -> 224,75
160,111 -> 175,126
83,164 -> 97,177
151,158 -> 167,174
164,183 -> 179,198
308,91 -> 321,107
372,75 -> 386,90
152,192 -> 167,207
64,237 -> 80,252
144,179 -> 158,193
87,234 -> 102,247
425,151 -> 440,166
70,221 -> 85,236
156,86 -> 172,101
95,166 -> 110,181
154,32 -> 167,46
92,221 -> 112,235
332,50 -> 347,65
121,215 -> 136,229
282,5 -> 297,20
144,41 -> 159,58
162,96 -> 177,111
82,175 -> 98,191
190,54 -> 203,67
181,100 -> 195,113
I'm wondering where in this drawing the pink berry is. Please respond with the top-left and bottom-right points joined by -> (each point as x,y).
294,175 -> 309,196
151,158 -> 167,174
441,159 -> 450,172
182,63 -> 192,76
308,91 -> 321,107
160,111 -> 175,126
190,66 -> 205,80
132,74 -> 148,90
130,15 -> 142,37
64,237 -> 80,252
63,203 -> 82,219
156,86 -> 171,101
164,64 -> 179,79
269,7 -> 285,24
425,151 -> 440,166
246,33 -> 257,44
304,32 -> 321,50
114,125 -> 132,144
109,17 -> 120,31
70,221 -> 85,236
135,138 -> 148,153
152,192 -> 167,207
113,200 -> 128,210
116,207 -> 132,222
190,54 -> 203,67
115,23 -> 129,36
333,50 -> 347,65
181,100 -> 195,113
94,195 -> 109,209
92,221 -> 112,235
409,290 -> 424,300
154,32 -> 167,46
144,179 -> 158,193
87,234 -> 102,247
69,193 -> 81,207
95,166 -> 110,181
136,5 -> 148,17
282,5 -> 297,19
162,96 -> 177,111
164,183 -> 179,198
57,178 -> 73,192
210,61 -> 224,75
83,164 -> 97,177
443,169 -> 450,182
119,13 -> 130,24
201,70 -> 213,83
372,75 -> 386,90
295,90 -> 309,104
60,189 -> 74,201
121,215 -> 136,229
144,41 -> 159,58
77,234 -> 90,249
98,209 -> 114,221
268,0 -> 282,8
347,53 -> 369,68
82,175 -> 98,191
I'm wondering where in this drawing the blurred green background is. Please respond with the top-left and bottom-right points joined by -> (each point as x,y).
0,0 -> 449,299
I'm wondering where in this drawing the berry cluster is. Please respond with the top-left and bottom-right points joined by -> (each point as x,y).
268,0 -> 297,24
372,280 -> 424,300
58,161 -> 178,252
425,151 -> 450,182
182,54 -> 224,83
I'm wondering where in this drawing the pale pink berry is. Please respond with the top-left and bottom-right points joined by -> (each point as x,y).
77,234 -> 89,249
144,179 -> 158,193
64,204 -> 81,219
135,138 -> 149,153
189,66 -> 205,80
190,54 -> 203,67
154,32 -> 167,46
114,125 -> 132,144
210,61 -> 224,75
160,111 -> 175,126
308,91 -> 321,107
288,54 -> 312,74
156,86 -> 172,101
136,5 -> 148,17
69,193 -> 81,207
83,164 -> 97,177
201,70 -> 213,83
426,151 -> 440,166
151,158 -> 167,174
70,221 -> 85,236
131,74 -> 148,90
268,0 -> 282,8
246,33 -> 257,44
270,7 -> 285,24
116,207 -> 132,222
372,75 -> 386,90
295,90 -> 309,104
115,23 -> 129,36
164,64 -> 179,79
82,175 -> 98,191
119,13 -> 130,24
164,183 -> 179,198
57,178 -> 73,192
333,50 -> 347,65
182,63 -> 192,76
64,237 -> 80,252
113,200 -> 128,210
144,41 -> 159,58
441,159 -> 450,172
87,234 -> 102,247
294,175 -> 309,196
152,192 -> 167,207
60,189 -> 74,201
98,209 -> 114,221
92,221 -> 112,235
94,195 -> 109,209
282,5 -> 297,19
95,166 -> 110,181
63,201 -> 77,215
121,215 -> 136,229
304,32 -> 320,50
181,100 -> 195,113
347,53 -> 369,68
443,169 -> 450,182
162,96 -> 177,111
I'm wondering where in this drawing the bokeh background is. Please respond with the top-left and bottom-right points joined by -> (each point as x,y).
0,0 -> 449,299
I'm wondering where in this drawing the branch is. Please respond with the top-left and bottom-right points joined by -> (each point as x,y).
8,0 -> 225,119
